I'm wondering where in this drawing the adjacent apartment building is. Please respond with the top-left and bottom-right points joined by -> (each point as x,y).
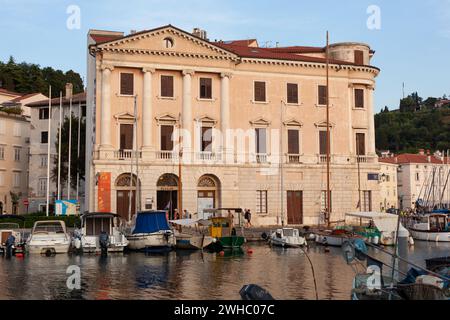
378,158 -> 399,211
26,92 -> 86,214
86,25 -> 381,226
0,110 -> 30,214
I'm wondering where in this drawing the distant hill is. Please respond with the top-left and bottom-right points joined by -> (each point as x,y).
375,106 -> 450,153
0,56 -> 84,98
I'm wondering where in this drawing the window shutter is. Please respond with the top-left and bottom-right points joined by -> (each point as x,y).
288,130 -> 299,154
318,85 -> 327,105
120,124 -> 134,150
354,50 -> 364,65
120,73 -> 134,95
201,126 -> 212,152
161,75 -> 174,97
319,131 -> 328,155
160,125 -> 174,151
255,128 -> 267,154
287,83 -> 298,104
200,78 -> 212,99
355,89 -> 364,108
356,133 -> 366,156
254,82 -> 266,102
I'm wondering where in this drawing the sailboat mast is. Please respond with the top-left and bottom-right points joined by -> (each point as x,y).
178,113 -> 183,219
326,31 -> 331,227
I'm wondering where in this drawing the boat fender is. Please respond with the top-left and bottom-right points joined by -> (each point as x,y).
74,238 -> 81,250
261,232 -> 268,240
219,251 -> 225,257
247,249 -> 253,255
408,237 -> 415,246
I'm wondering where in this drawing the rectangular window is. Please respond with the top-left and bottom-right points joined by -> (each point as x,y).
288,129 -> 300,154
119,124 -> 134,150
201,127 -> 213,152
39,108 -> 49,120
354,50 -> 364,65
161,75 -> 174,98
356,133 -> 366,156
254,81 -> 266,102
0,146 -> 4,160
321,190 -> 332,213
40,155 -> 48,167
319,131 -> 329,155
287,83 -> 299,104
0,120 -> 5,135
416,173 -> 420,181
255,128 -> 267,154
355,89 -> 364,108
0,171 -> 4,186
14,147 -> 20,162
13,172 -> 20,188
38,178 -> 47,196
41,131 -> 48,144
199,78 -> 212,99
13,123 -> 21,137
256,190 -> 268,214
120,73 -> 134,95
362,191 -> 372,211
160,125 -> 174,151
318,85 -> 327,105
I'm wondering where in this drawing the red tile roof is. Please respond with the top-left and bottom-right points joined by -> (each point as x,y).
91,34 -> 124,45
379,154 -> 447,165
0,88 -> 22,97
267,46 -> 325,54
26,92 -> 86,107
10,93 -> 42,103
220,39 -> 258,47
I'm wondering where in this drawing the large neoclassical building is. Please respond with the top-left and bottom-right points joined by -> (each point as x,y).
85,25 -> 381,226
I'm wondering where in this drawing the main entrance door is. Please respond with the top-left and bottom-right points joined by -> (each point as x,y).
287,191 -> 303,225
157,174 -> 179,220
116,190 -> 136,221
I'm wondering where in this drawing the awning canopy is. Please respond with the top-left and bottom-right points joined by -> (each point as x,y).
169,219 -> 212,226
132,211 -> 171,234
346,212 -> 410,237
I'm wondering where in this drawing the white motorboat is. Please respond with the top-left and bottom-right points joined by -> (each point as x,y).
409,214 -> 450,242
269,228 -> 307,248
170,219 -> 215,250
72,213 -> 129,253
0,215 -> 26,256
315,230 -> 357,247
27,220 -> 71,254
126,211 -> 176,252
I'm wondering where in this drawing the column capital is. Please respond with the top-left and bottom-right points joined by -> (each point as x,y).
142,67 -> 156,74
100,64 -> 114,72
220,72 -> 233,79
365,84 -> 375,90
182,69 -> 195,77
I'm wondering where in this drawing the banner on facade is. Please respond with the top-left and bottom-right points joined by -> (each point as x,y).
98,172 -> 111,212
55,200 -> 79,216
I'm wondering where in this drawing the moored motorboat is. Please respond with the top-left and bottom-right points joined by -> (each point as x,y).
72,212 -> 128,253
27,220 -> 71,255
170,219 -> 215,250
269,228 -> 307,248
315,229 -> 359,247
126,211 -> 176,252
0,215 -> 26,256
409,214 -> 450,242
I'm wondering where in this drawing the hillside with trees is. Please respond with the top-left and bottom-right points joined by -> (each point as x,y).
0,56 -> 83,97
375,93 -> 450,153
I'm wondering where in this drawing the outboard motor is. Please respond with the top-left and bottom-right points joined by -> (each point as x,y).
99,231 -> 109,256
5,234 -> 15,258
240,284 -> 274,300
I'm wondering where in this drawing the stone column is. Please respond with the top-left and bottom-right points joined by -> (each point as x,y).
367,85 -> 376,155
100,65 -> 114,151
142,68 -> 155,159
182,70 -> 194,159
220,73 -> 232,163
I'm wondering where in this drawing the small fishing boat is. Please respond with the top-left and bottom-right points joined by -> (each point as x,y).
170,219 -> 215,250
27,220 -> 71,255
72,212 -> 128,253
202,208 -> 246,251
315,229 -> 359,247
126,211 -> 176,252
409,214 -> 450,242
0,215 -> 26,256
269,228 -> 307,248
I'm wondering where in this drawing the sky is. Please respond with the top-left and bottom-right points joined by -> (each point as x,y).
0,0 -> 449,112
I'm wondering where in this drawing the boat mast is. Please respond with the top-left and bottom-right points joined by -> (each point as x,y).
178,113 -> 183,219
325,31 -> 331,227
135,95 -> 140,212
128,95 -> 137,221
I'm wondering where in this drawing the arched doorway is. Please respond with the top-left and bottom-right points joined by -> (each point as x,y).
116,173 -> 139,221
157,173 -> 179,220
197,175 -> 220,219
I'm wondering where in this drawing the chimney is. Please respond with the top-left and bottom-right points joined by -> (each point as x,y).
192,28 -> 208,40
65,83 -> 73,100
418,149 -> 425,156
130,30 -> 137,35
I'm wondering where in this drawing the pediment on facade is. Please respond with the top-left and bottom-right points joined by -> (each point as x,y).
314,121 -> 335,128
114,111 -> 136,121
283,118 -> 303,127
155,113 -> 178,125
250,117 -> 271,127
195,115 -> 217,125
96,25 -> 239,61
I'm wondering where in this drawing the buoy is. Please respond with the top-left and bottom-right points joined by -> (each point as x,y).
15,253 -> 24,258
247,249 -> 253,255
219,251 -> 225,256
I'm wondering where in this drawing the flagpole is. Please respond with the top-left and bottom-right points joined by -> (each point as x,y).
46,86 -> 52,217
76,100 -> 81,202
68,96 -> 72,200
57,92 -> 62,200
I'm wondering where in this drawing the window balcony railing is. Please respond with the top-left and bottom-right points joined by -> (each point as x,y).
357,155 -> 368,163
287,154 -> 301,164
113,150 -> 142,160
196,152 -> 222,162
255,153 -> 268,164
156,150 -> 179,160
318,155 -> 330,163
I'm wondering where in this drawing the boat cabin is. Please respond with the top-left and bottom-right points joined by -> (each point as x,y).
275,228 -> 300,239
82,213 -> 119,236
426,215 -> 449,232
32,221 -> 67,235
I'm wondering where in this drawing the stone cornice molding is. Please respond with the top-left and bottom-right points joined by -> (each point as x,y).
101,64 -> 114,72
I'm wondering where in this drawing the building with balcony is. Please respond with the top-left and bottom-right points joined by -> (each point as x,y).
378,158 -> 399,211
85,25 -> 381,226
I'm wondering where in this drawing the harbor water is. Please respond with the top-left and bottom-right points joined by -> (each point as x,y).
0,241 -> 448,300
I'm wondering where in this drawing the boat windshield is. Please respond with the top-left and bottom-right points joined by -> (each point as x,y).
0,223 -> 20,230
283,229 -> 294,237
33,222 -> 65,234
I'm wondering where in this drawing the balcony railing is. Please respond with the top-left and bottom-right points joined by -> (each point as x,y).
113,150 -> 142,160
156,150 -> 179,160
196,152 -> 222,162
255,153 -> 268,164
357,155 -> 368,163
287,154 -> 301,164
318,155 -> 330,163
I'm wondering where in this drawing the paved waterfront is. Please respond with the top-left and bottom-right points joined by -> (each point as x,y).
0,241 -> 448,300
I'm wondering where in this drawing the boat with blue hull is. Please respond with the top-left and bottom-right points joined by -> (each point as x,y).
125,211 -> 176,252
